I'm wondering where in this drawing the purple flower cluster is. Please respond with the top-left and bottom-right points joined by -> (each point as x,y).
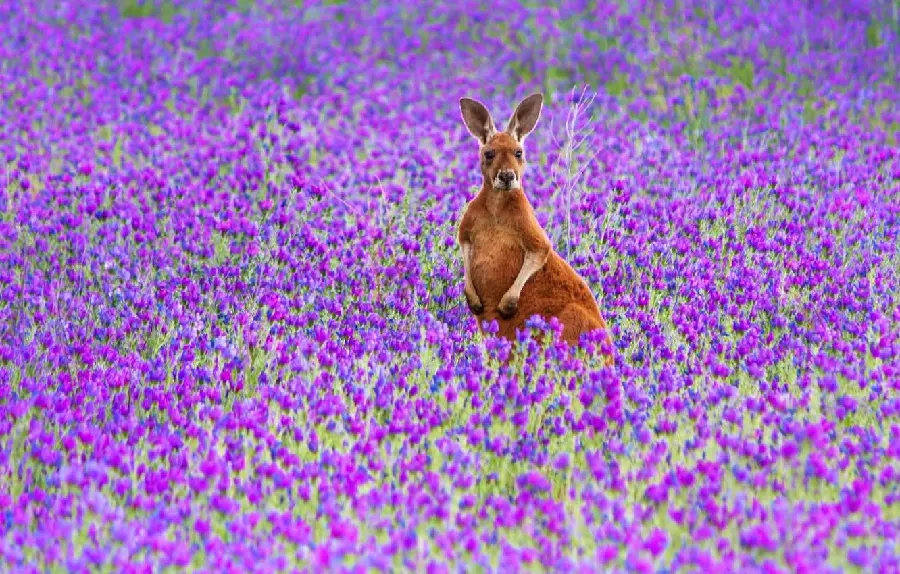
1,0 -> 899,571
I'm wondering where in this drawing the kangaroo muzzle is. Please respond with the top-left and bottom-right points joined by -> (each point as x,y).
495,169 -> 518,190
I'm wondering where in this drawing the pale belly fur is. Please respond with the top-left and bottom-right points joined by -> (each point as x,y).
469,229 -> 523,309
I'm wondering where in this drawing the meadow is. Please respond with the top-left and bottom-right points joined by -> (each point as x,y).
1,0 -> 899,572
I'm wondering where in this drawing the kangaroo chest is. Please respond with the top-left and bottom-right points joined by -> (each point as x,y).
469,219 -> 524,304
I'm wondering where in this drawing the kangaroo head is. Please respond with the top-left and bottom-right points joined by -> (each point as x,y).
459,93 -> 543,192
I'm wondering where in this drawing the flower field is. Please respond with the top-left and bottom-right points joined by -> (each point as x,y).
2,0 -> 899,572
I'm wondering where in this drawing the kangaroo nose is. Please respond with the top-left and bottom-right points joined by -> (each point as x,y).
498,171 -> 515,185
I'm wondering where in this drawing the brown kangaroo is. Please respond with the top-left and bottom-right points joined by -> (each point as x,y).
456,93 -> 613,362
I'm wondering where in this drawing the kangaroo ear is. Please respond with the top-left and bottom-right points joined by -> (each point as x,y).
459,97 -> 497,145
506,93 -> 544,142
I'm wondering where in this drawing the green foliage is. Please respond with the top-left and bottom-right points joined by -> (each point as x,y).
865,19 -> 882,48
728,57 -> 755,90
120,0 -> 177,23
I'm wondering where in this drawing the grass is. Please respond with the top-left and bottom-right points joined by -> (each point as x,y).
119,0 -> 178,23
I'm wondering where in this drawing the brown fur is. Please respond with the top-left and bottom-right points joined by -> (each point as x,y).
456,94 -> 613,364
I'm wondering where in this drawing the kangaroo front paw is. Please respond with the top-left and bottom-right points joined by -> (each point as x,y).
497,294 -> 519,319
465,289 -> 484,315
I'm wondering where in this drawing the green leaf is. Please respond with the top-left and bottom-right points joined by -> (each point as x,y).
728,57 -> 755,91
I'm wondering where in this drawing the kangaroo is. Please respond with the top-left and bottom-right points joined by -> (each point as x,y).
456,93 -> 613,362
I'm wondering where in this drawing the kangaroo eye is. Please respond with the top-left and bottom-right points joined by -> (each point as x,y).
515,150 -> 523,159
484,150 -> 495,160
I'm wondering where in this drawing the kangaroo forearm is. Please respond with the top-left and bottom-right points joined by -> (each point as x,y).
461,242 -> 474,280
508,249 -> 548,294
